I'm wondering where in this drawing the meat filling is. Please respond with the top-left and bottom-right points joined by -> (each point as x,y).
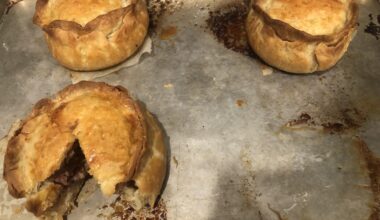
48,140 -> 89,186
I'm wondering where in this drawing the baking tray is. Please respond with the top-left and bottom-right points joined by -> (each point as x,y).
0,0 -> 380,219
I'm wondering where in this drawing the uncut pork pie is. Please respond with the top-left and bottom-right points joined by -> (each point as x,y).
33,0 -> 149,71
246,0 -> 358,74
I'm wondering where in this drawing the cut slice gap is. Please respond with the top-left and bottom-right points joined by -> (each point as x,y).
25,140 -> 92,218
125,180 -> 139,191
48,140 -> 89,187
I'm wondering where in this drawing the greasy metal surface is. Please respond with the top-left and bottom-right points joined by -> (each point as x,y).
0,0 -> 380,219
0,2 -> 5,18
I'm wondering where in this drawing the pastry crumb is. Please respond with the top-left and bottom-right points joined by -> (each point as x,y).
236,99 -> 246,107
261,64 -> 273,76
11,204 -> 23,214
163,83 -> 174,88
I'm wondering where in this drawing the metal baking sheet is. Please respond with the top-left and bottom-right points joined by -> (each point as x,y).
0,0 -> 380,219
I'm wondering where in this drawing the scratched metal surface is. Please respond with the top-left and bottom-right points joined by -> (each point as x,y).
0,0 -> 380,220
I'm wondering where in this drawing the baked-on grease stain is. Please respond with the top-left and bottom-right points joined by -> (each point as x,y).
236,99 -> 246,107
354,139 -> 380,220
285,108 -> 365,134
159,26 -> 177,40
286,113 -> 313,127
101,197 -> 167,220
206,3 -> 257,58
147,0 -> 183,32
286,109 -> 380,219
365,14 -> 380,40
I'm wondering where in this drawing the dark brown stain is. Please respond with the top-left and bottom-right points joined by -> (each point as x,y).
147,0 -> 183,32
236,99 -> 247,107
5,0 -> 23,14
286,113 -> 313,127
258,210 -> 264,220
286,108 -> 365,134
321,122 -> 345,133
322,108 -> 365,134
354,138 -> 380,220
365,14 -> 380,40
159,26 -> 177,40
206,2 -> 257,58
103,197 -> 167,220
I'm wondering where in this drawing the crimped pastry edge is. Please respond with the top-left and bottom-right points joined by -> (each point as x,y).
33,0 -> 149,71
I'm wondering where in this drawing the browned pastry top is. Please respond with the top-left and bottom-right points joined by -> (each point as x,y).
255,0 -> 350,35
35,0 -> 130,26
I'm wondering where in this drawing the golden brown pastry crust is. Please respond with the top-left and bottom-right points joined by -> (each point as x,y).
24,182 -> 63,216
256,0 -> 348,36
3,81 -> 147,198
4,99 -> 76,198
121,106 -> 167,209
246,0 -> 358,74
33,0 -> 149,71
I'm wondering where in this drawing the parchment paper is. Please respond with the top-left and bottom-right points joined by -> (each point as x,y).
70,37 -> 152,84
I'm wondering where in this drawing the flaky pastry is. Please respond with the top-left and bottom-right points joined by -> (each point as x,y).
33,0 -> 149,71
3,81 -> 167,218
246,0 -> 358,74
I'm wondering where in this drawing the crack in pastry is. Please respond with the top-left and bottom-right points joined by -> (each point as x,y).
3,81 -> 167,218
33,0 -> 149,71
246,0 -> 358,74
